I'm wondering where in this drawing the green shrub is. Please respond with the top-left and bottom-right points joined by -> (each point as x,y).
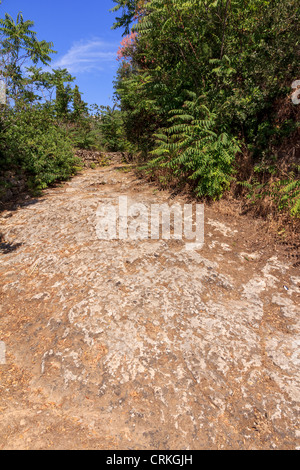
238,173 -> 300,218
274,177 -> 300,217
148,93 -> 241,198
0,105 -> 80,189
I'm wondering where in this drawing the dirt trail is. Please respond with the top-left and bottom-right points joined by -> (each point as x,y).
0,156 -> 299,450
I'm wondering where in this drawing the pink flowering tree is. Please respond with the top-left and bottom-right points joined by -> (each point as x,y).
117,31 -> 138,62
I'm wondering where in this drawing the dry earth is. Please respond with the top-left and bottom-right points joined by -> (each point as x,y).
0,156 -> 299,450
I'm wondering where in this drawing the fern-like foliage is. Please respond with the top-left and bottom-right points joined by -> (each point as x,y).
277,178 -> 300,217
237,174 -> 300,218
149,92 -> 241,198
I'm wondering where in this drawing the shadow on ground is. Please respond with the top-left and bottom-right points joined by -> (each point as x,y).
0,233 -> 22,254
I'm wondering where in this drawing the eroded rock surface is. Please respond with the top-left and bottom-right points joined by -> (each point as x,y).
0,160 -> 299,449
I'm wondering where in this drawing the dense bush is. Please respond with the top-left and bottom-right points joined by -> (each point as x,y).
89,104 -> 135,153
149,92 -> 241,198
0,105 -> 80,189
0,9 -> 92,194
112,0 -> 300,216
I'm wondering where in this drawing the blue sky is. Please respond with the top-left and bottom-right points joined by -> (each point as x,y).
1,0 -> 124,107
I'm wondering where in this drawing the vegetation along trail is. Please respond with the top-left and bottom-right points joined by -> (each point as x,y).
0,0 -> 299,451
0,155 -> 299,450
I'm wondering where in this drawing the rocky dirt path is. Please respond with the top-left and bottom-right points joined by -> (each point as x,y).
0,156 -> 299,450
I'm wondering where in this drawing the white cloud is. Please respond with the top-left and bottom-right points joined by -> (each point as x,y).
52,38 -> 118,74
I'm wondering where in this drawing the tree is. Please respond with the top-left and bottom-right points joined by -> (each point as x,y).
0,12 -> 56,104
0,9 -> 81,191
112,0 -> 300,213
72,85 -> 88,121
111,0 -> 140,35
